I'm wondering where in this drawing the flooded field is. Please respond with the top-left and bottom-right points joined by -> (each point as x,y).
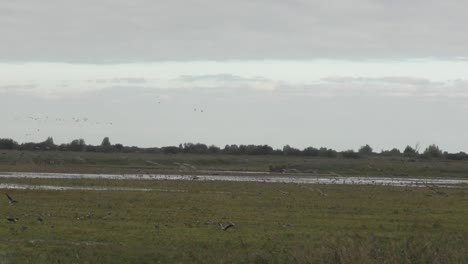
0,183 -> 186,192
1,171 -> 467,189
1,171 -> 467,263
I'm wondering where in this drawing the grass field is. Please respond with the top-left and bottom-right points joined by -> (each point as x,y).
1,150 -> 468,178
0,150 -> 467,263
0,177 -> 467,263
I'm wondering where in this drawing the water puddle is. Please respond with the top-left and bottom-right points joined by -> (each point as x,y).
1,172 -> 467,188
0,183 -> 186,192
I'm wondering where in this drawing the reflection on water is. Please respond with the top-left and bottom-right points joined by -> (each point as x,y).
1,172 -> 467,188
0,183 -> 186,192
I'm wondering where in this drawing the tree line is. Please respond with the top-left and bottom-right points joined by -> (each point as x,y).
0,137 -> 466,160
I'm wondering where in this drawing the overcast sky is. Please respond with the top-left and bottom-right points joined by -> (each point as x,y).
1,1 -> 468,152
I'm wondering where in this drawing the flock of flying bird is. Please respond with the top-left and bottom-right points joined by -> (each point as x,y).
5,193 -> 43,223
13,115 -> 115,137
17,99 -> 207,137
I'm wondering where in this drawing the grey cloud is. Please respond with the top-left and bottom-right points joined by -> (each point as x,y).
177,74 -> 268,83
0,84 -> 37,91
1,0 -> 468,62
5,75 -> 468,99
321,76 -> 443,86
111,78 -> 147,84
175,74 -> 279,91
277,77 -> 468,98
86,78 -> 147,84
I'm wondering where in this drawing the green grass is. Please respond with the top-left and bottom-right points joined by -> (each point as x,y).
1,150 -> 468,178
0,178 -> 467,263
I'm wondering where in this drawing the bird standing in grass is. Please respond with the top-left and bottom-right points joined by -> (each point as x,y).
6,216 -> 18,223
6,194 -> 17,205
37,214 -> 44,222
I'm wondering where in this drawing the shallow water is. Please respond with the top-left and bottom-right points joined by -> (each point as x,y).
1,171 -> 467,188
0,183 -> 185,192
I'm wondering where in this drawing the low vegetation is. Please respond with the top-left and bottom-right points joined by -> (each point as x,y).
0,178 -> 467,263
1,149 -> 468,178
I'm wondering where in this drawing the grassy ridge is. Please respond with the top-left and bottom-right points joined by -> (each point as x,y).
1,150 -> 468,178
0,178 -> 467,263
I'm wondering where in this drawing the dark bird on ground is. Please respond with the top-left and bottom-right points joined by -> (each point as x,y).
6,193 -> 17,205
37,214 -> 44,222
219,222 -> 235,231
6,216 -> 18,223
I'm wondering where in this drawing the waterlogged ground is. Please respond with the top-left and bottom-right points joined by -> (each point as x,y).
1,158 -> 468,263
0,177 -> 466,263
3,150 -> 468,179
1,172 -> 468,191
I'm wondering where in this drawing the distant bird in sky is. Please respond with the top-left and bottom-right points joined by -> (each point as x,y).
6,193 -> 17,205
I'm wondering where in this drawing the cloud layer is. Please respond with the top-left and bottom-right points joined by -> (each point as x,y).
1,0 -> 468,62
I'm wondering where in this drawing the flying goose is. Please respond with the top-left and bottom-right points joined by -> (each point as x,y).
219,222 -> 235,231
6,194 -> 17,205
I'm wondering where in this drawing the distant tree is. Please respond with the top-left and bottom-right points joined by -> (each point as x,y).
282,145 -> 302,156
182,143 -> 208,154
403,145 -> 418,157
85,145 -> 98,152
303,147 -> 319,157
318,147 -> 337,158
446,152 -> 468,160
58,143 -> 68,151
341,150 -> 360,159
257,145 -> 274,155
239,144 -> 274,155
40,137 -> 56,150
358,144 -> 373,155
223,144 -> 240,155
208,145 -> 221,154
114,143 -> 124,151
239,145 -> 247,154
0,138 -> 18,150
101,137 -> 111,147
272,149 -> 283,155
99,137 -> 113,152
69,139 -> 86,151
380,148 -> 401,156
423,144 -> 443,158
20,142 -> 39,151
162,146 -> 179,154
389,148 -> 401,155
